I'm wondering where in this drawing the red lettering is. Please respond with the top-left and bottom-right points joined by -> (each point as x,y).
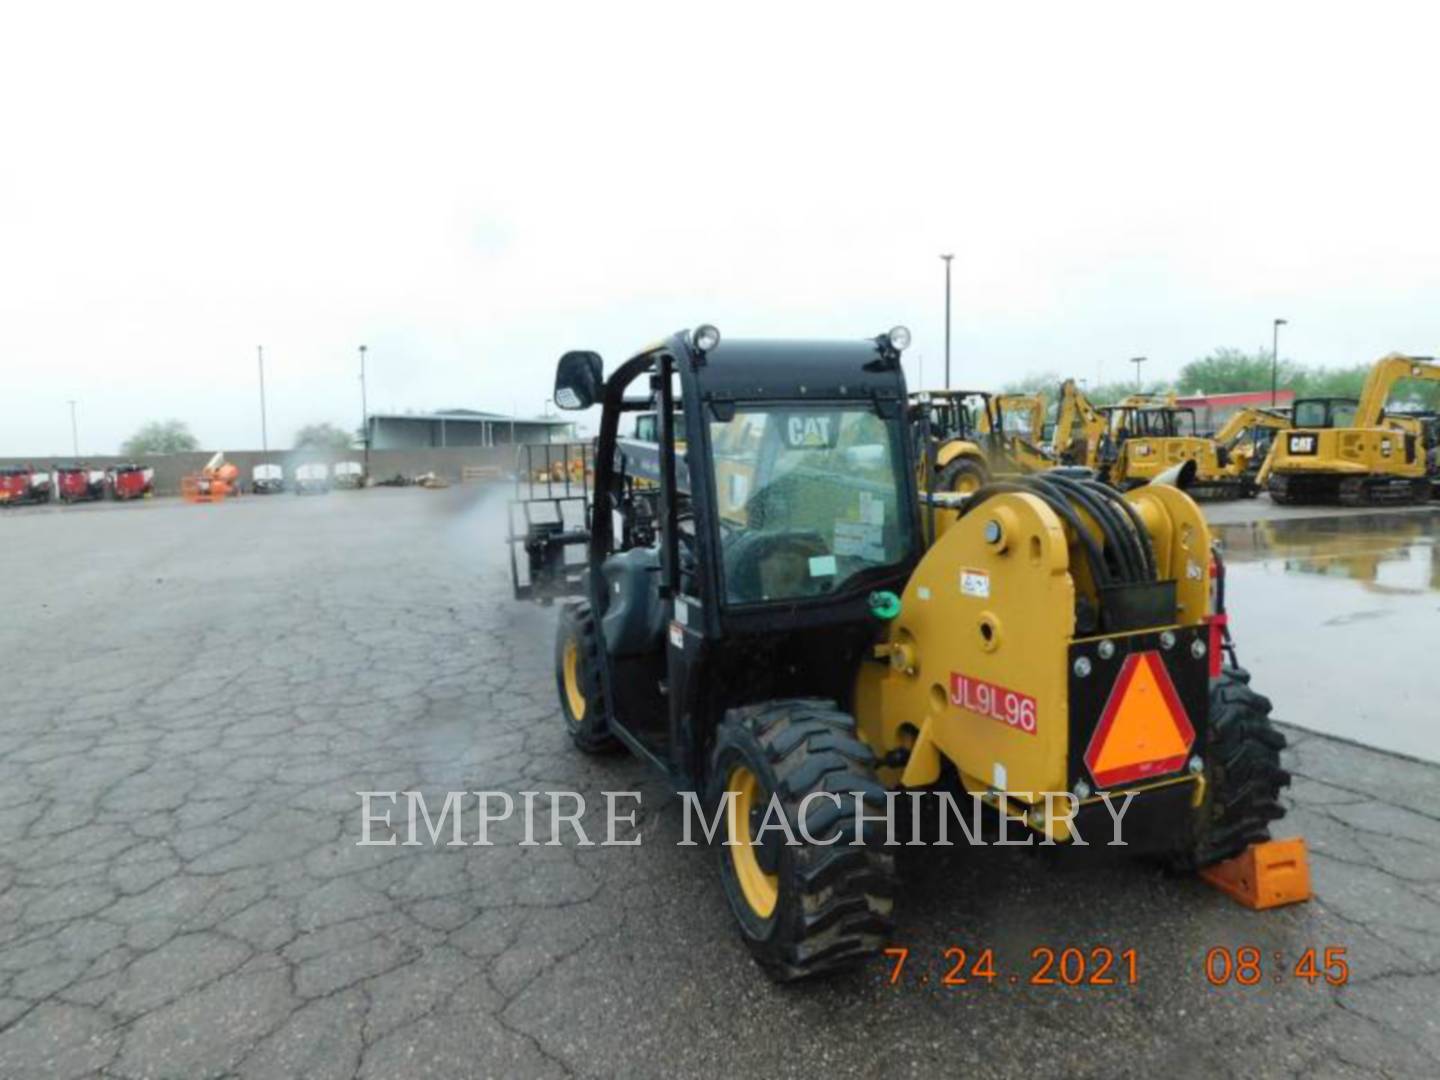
949,673 -> 1038,735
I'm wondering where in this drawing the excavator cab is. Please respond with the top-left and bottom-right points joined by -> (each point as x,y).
1292,398 -> 1359,429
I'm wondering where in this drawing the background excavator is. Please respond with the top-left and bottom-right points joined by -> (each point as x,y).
1211,406 -> 1292,491
1054,381 -> 1281,499
1053,378 -> 1108,468
1263,353 -> 1440,505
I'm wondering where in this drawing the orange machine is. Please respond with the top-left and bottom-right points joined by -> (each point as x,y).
181,452 -> 240,503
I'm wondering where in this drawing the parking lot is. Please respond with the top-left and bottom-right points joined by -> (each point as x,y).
1,488 -> 1437,1078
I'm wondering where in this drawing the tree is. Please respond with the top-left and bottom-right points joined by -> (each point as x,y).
1298,364 -> 1440,409
1086,380 -> 1170,406
293,422 -> 356,453
1299,365 -> 1368,401
122,419 -> 199,455
1176,348 -> 1302,395
1001,371 -> 1066,396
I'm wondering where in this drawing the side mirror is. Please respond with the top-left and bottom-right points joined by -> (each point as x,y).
554,351 -> 604,410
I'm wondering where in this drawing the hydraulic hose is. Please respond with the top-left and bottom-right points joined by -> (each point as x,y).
1036,473 -> 1156,584
1085,479 -> 1158,581
1029,474 -> 1143,584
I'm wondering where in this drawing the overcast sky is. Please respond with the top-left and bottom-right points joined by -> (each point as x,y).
4,1 -> 1440,455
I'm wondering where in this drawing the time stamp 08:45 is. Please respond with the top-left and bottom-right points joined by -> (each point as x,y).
883,945 -> 1351,988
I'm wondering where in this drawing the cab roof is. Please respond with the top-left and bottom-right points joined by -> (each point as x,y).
682,337 -> 904,403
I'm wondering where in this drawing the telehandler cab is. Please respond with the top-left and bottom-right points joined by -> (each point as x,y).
511,326 -> 1290,980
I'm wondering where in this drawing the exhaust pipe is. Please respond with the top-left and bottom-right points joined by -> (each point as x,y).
1149,459 -> 1197,490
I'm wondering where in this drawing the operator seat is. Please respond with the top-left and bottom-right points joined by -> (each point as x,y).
598,547 -> 666,657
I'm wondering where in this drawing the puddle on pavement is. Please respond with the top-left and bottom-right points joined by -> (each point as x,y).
1216,512 -> 1440,593
1211,510 -> 1440,763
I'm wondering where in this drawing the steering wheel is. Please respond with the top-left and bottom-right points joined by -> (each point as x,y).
722,529 -> 831,603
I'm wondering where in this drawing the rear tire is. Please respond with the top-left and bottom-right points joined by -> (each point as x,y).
554,601 -> 619,753
707,699 -> 897,981
937,456 -> 988,495
1168,667 -> 1290,871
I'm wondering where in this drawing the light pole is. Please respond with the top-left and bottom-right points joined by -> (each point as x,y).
1271,318 -> 1288,407
66,400 -> 79,457
1130,356 -> 1147,391
257,346 -> 268,452
359,345 -> 369,475
941,254 -> 954,388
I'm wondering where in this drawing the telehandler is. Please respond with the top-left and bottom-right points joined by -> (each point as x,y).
1264,354 -> 1440,505
511,326 -> 1290,980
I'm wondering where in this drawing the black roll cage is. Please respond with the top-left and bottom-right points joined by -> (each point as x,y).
585,333 -> 923,643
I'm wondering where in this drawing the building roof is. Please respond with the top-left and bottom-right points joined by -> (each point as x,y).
367,410 -> 571,426
1175,389 -> 1296,407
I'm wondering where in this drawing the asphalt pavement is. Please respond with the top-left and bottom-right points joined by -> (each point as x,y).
0,488 -> 1436,1079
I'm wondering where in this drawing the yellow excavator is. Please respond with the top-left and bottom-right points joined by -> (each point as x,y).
1263,353 -> 1440,505
1052,379 -> 1108,467
1210,406 -> 1292,492
1054,382 -> 1286,499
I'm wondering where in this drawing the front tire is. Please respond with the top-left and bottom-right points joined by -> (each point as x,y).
707,699 -> 897,981
554,602 -> 619,753
1169,667 -> 1290,871
937,456 -> 988,495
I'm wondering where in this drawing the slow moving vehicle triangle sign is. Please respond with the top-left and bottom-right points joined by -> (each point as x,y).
1084,651 -> 1195,788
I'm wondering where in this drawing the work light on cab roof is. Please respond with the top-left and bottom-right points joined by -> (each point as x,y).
692,324 -> 722,353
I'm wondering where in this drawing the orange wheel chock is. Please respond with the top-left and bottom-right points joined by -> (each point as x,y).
1199,838 -> 1312,910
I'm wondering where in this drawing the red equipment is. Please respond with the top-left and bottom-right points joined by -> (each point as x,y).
56,465 -> 106,503
0,466 -> 53,506
107,463 -> 154,500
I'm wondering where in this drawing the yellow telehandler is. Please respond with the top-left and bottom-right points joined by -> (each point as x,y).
514,327 -> 1292,980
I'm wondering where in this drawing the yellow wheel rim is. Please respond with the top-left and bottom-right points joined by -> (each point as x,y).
726,764 -> 779,918
562,638 -> 586,720
953,471 -> 982,495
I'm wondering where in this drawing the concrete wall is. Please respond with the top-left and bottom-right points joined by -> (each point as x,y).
0,447 -> 535,496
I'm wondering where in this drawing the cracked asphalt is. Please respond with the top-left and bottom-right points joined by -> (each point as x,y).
0,487 -> 1436,1079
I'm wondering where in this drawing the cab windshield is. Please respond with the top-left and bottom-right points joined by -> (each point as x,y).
708,405 -> 913,605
